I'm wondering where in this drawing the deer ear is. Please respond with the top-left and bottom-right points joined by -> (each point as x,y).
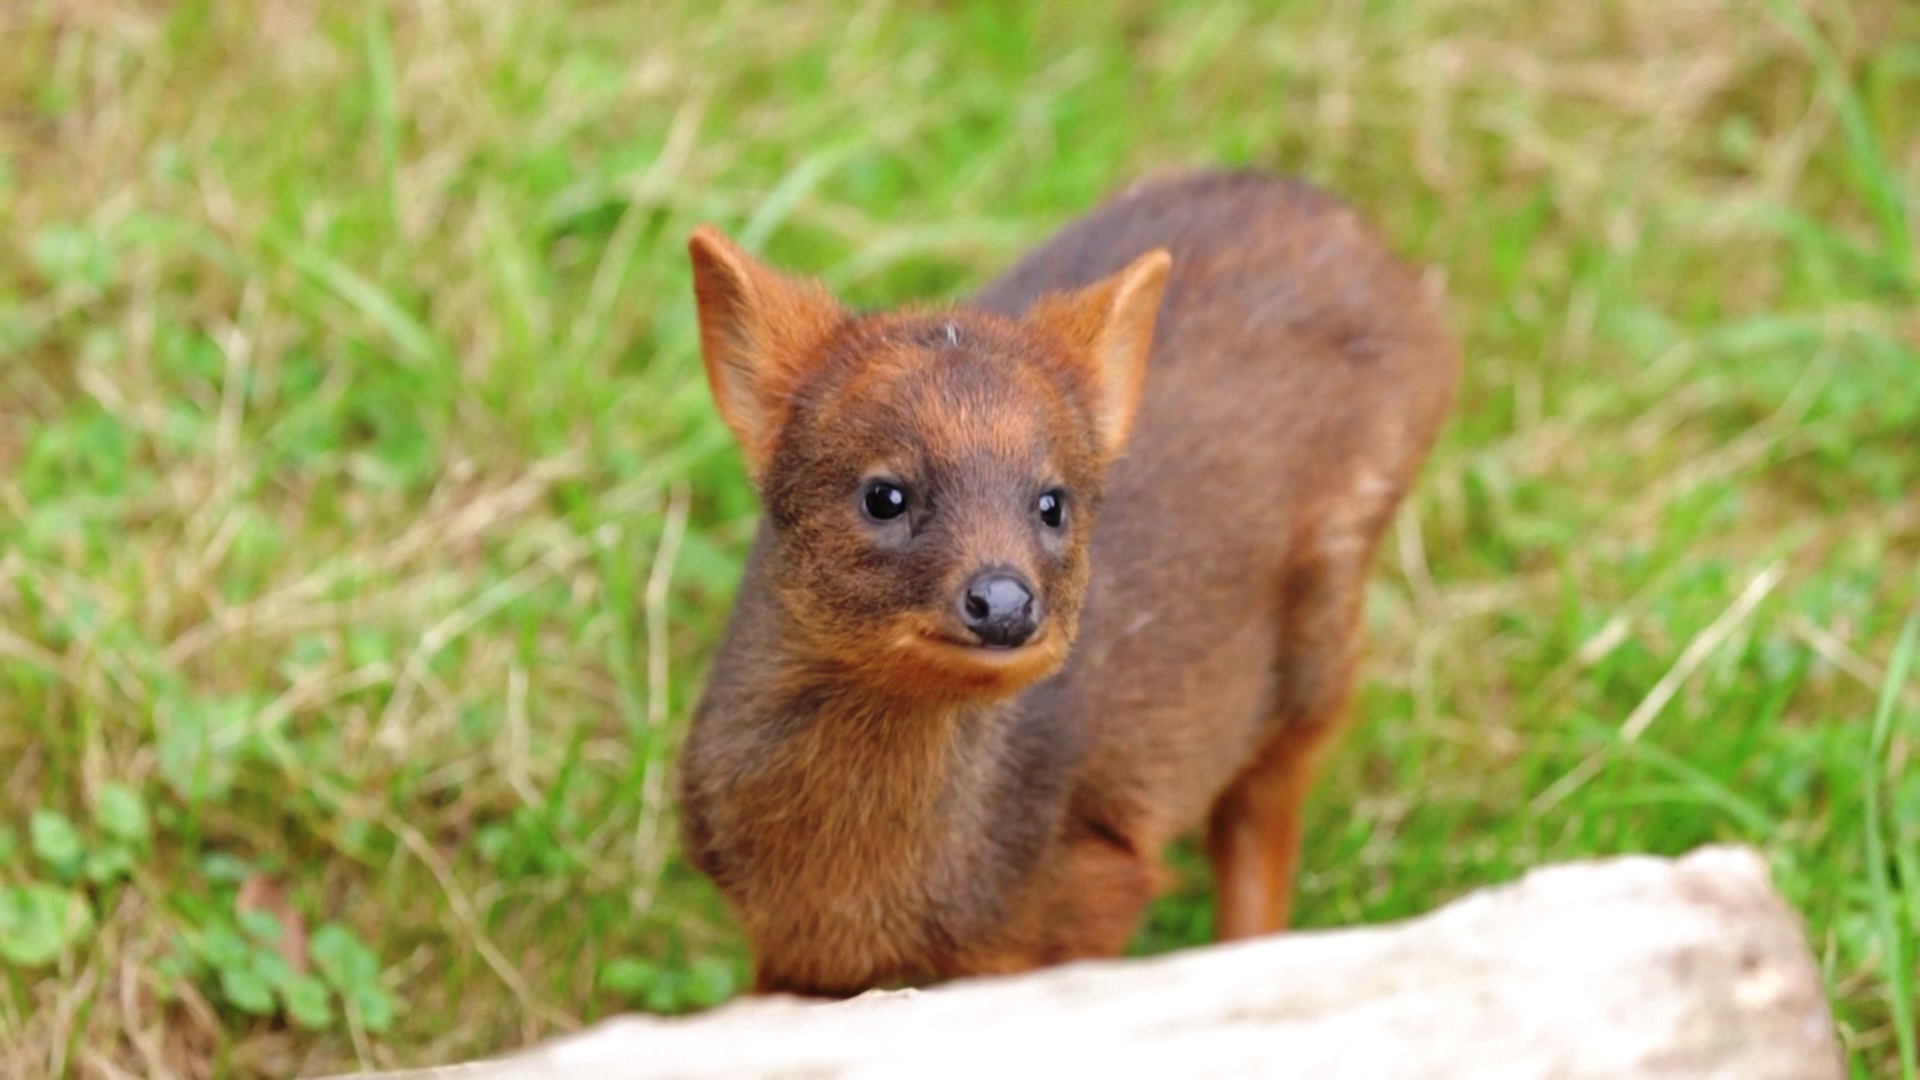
687,227 -> 844,482
1025,249 -> 1171,460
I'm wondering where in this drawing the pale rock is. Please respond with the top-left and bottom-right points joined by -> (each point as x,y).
348,845 -> 1840,1080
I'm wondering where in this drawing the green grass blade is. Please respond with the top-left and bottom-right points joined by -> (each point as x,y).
1866,609 -> 1920,1079
264,228 -> 448,368
1763,0 -> 1915,293
362,0 -> 403,233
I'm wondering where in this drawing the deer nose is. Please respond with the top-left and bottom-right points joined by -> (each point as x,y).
959,571 -> 1039,648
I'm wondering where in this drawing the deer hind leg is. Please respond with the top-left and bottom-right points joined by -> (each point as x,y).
1207,490 -> 1394,940
1206,708 -> 1351,939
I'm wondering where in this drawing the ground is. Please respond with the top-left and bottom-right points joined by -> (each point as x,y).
1,1 -> 1916,1076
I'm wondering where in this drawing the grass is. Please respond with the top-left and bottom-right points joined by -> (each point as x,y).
1,0 -> 1917,1075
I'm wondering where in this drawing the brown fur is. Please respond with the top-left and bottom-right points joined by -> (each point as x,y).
678,170 -> 1460,996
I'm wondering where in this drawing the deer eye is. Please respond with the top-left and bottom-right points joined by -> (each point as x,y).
1036,489 -> 1066,529
862,480 -> 908,522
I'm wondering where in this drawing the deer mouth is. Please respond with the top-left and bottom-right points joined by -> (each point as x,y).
867,617 -> 1069,698
919,629 -> 1051,661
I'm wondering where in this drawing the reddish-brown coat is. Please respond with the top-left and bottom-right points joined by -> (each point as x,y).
678,171 -> 1460,996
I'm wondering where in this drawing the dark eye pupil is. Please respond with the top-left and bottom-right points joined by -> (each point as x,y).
1037,490 -> 1065,529
863,482 -> 907,521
